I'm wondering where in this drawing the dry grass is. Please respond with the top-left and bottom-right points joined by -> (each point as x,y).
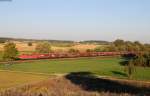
51,44 -> 99,52
0,41 -> 100,52
15,43 -> 36,52
0,71 -> 48,89
0,44 -> 4,51
72,44 -> 99,52
0,73 -> 149,96
0,42 -> 36,52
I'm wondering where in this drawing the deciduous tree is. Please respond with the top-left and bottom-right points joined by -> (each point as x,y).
35,42 -> 51,53
3,42 -> 18,60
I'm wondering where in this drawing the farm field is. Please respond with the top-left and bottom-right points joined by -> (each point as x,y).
0,71 -> 48,88
0,42 -> 100,52
0,57 -> 150,81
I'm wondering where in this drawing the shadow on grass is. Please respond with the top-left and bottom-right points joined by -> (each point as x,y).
65,72 -> 150,95
111,71 -> 127,77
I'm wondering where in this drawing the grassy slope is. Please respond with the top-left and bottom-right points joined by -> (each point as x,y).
1,76 -> 149,96
0,57 -> 150,80
0,71 -> 48,88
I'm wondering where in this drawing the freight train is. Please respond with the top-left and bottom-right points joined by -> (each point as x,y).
18,52 -> 135,60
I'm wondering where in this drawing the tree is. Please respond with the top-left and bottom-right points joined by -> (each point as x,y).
68,48 -> 79,53
134,41 -> 141,46
3,42 -> 18,60
113,39 -> 124,46
125,60 -> 135,79
145,53 -> 150,67
0,39 -> 5,43
107,44 -> 118,52
35,42 -> 51,53
133,53 -> 149,67
28,42 -> 33,46
94,47 -> 102,52
0,38 -> 7,43
86,49 -> 93,52
144,44 -> 150,52
126,43 -> 134,52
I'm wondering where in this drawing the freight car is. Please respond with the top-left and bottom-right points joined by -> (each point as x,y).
18,52 -> 136,60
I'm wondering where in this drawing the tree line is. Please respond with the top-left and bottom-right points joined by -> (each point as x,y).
93,39 -> 150,52
1,40 -> 150,62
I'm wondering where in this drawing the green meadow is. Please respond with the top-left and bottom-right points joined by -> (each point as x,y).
0,57 -> 150,81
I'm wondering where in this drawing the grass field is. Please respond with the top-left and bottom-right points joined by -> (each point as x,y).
0,57 -> 150,81
0,71 -> 48,88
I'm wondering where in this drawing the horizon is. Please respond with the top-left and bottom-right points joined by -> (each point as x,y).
1,36 -> 149,44
0,0 -> 150,43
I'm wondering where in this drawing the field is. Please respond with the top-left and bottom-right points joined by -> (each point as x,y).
0,71 -> 48,89
0,57 -> 150,81
0,57 -> 150,96
0,41 -> 100,52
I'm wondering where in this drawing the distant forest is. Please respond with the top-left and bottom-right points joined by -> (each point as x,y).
0,37 -> 110,45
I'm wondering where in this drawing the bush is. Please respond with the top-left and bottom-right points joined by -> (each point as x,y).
36,42 -> 51,53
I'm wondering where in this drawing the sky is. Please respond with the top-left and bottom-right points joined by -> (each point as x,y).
0,0 -> 150,43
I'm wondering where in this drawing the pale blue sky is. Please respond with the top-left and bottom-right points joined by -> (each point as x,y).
0,0 -> 150,43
